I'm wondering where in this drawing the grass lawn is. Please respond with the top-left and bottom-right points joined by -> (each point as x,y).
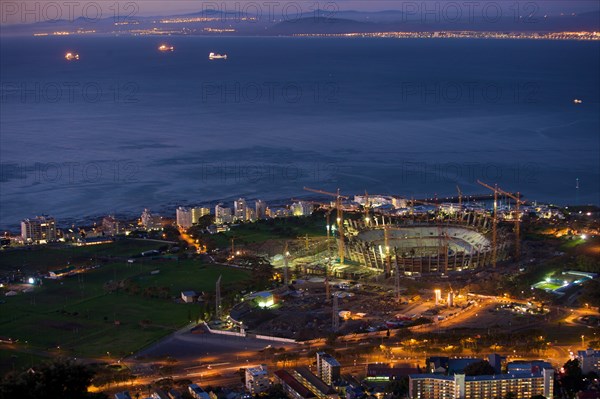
0,347 -> 52,374
208,216 -> 327,249
0,240 -> 164,274
0,256 -> 250,359
534,282 -> 563,291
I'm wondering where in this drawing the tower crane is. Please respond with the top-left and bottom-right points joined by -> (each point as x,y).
494,188 -> 525,261
477,180 -> 500,268
303,187 -> 349,264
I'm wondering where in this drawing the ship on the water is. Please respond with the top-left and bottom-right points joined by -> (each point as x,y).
209,52 -> 227,60
158,44 -> 174,52
64,52 -> 79,61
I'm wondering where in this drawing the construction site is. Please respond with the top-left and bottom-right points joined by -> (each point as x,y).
229,182 -> 529,340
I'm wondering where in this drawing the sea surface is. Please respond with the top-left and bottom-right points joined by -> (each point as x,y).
0,36 -> 599,229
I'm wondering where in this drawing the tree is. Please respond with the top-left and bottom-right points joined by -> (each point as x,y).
464,360 -> 496,376
0,358 -> 108,399
385,377 -> 409,398
560,358 -> 585,395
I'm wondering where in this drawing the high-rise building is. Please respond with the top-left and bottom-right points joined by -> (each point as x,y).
141,209 -> 162,230
316,352 -> 341,385
408,368 -> 554,399
245,207 -> 256,222
215,204 -> 233,224
245,365 -> 270,395
102,215 -> 119,236
255,200 -> 267,219
577,349 -> 600,374
21,216 -> 57,243
234,198 -> 247,221
176,207 -> 193,229
191,207 -> 211,224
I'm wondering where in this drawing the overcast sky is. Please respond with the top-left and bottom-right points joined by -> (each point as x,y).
1,0 -> 599,24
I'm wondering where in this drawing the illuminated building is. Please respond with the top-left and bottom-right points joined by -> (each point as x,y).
215,204 -> 233,224
176,207 -> 193,229
141,209 -> 162,230
255,200 -> 267,219
245,365 -> 270,395
21,215 -> 56,243
234,198 -> 247,221
102,215 -> 120,236
577,349 -> 600,374
291,201 -> 314,216
274,369 -> 315,399
253,291 -> 275,308
316,352 -> 341,385
291,367 -> 338,399
408,368 -> 554,399
191,207 -> 210,224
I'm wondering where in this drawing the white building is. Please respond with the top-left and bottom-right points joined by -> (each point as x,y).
316,352 -> 341,385
191,207 -> 211,224
141,209 -> 162,230
291,201 -> 314,217
409,368 -> 554,399
102,215 -> 119,236
255,200 -> 267,219
21,215 -> 57,243
176,207 -> 193,229
245,365 -> 269,395
215,204 -> 233,224
234,198 -> 247,221
577,348 -> 600,374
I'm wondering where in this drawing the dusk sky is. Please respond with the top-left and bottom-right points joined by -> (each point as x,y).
1,0 -> 599,24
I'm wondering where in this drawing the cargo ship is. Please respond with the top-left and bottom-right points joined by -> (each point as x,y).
209,52 -> 227,60
64,52 -> 79,61
158,44 -> 174,52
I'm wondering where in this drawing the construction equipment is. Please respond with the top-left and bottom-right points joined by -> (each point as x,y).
494,188 -> 525,261
303,187 -> 349,264
383,221 -> 391,277
283,241 -> 290,285
365,191 -> 371,224
215,275 -> 222,319
477,180 -> 500,268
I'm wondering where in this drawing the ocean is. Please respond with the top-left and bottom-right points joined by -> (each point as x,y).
0,36 -> 598,229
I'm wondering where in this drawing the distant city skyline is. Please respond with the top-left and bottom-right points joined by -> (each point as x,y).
1,0 -> 599,25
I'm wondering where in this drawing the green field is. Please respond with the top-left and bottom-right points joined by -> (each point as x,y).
205,216 -> 327,248
0,240 -> 163,274
0,242 -> 250,360
534,282 -> 563,291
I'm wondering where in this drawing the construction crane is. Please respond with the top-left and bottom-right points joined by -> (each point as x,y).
283,241 -> 290,285
383,221 -> 392,277
477,180 -> 500,268
292,196 -> 333,299
303,187 -> 349,264
364,190 -> 371,226
494,188 -> 525,261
